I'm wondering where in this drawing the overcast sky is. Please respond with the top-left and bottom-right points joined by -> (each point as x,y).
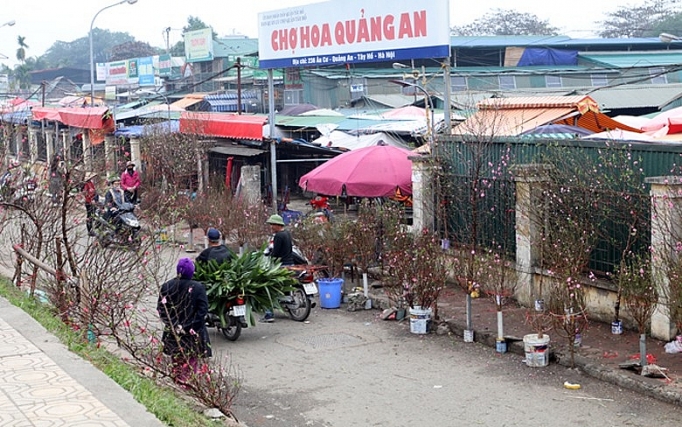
0,0 -> 644,68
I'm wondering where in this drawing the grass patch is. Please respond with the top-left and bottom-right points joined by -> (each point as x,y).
0,280 -> 219,427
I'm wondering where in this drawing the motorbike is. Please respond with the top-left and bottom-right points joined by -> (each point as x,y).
206,248 -> 327,341
92,201 -> 142,248
205,292 -> 248,341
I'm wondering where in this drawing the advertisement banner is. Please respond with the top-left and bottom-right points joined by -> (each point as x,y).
106,60 -> 129,85
258,0 -> 450,69
128,59 -> 139,79
137,56 -> 155,86
184,28 -> 214,63
158,53 -> 172,77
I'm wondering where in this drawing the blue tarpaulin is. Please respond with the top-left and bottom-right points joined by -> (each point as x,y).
114,120 -> 179,138
1,109 -> 32,124
518,48 -> 578,66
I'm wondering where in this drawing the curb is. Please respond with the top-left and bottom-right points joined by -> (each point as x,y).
443,318 -> 682,407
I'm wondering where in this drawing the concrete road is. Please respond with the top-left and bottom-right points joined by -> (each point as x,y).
216,307 -> 680,427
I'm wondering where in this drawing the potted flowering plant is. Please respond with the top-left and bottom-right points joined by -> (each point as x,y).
384,228 -> 448,334
476,247 -> 518,353
618,252 -> 658,368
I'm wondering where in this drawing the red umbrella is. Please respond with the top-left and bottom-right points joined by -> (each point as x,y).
298,145 -> 414,197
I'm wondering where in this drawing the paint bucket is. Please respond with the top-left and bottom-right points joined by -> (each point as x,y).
409,307 -> 432,334
611,320 -> 623,335
463,329 -> 474,343
496,339 -> 507,353
523,333 -> 550,367
318,278 -> 343,309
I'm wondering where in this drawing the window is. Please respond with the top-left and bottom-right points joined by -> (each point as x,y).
451,76 -> 467,91
284,90 -> 303,105
545,75 -> 563,88
498,75 -> 516,90
650,67 -> 668,84
591,74 -> 608,87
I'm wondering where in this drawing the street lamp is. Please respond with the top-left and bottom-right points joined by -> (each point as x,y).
659,33 -> 682,44
389,79 -> 436,144
89,0 -> 138,105
0,20 -> 16,29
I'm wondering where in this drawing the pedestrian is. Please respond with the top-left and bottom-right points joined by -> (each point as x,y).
82,172 -> 99,236
48,153 -> 64,205
261,214 -> 294,322
157,258 -> 212,385
120,160 -> 140,204
196,228 -> 234,265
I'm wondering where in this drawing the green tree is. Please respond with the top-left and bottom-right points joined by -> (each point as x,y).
15,36 -> 28,63
451,9 -> 559,36
169,16 -> 217,57
598,0 -> 680,38
109,41 -> 160,61
40,29 -> 135,69
13,64 -> 31,90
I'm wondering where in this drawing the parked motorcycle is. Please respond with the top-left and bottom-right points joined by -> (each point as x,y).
92,201 -> 142,248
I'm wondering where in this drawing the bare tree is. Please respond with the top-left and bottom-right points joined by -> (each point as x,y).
452,9 -> 559,36
598,0 -> 680,38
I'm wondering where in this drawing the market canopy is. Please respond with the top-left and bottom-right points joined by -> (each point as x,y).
31,106 -> 112,129
179,112 -> 267,140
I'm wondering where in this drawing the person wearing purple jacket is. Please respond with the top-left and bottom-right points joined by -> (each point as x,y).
157,258 -> 212,384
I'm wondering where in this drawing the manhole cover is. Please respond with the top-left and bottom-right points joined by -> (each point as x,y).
295,333 -> 363,350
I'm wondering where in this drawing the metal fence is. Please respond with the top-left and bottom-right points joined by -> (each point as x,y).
436,137 -> 676,275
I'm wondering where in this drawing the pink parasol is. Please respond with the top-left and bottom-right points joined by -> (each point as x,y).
298,145 -> 414,197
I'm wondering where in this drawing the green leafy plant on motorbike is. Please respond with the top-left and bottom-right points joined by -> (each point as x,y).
194,249 -> 299,327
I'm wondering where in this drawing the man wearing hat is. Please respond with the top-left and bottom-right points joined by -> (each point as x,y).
196,228 -> 234,265
120,160 -> 140,205
262,214 -> 294,322
265,214 -> 294,266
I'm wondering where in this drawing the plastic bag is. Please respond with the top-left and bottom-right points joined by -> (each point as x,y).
664,339 -> 682,354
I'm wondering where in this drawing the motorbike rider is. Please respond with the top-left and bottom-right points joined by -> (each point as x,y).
196,228 -> 234,265
261,214 -> 294,322
104,176 -> 126,229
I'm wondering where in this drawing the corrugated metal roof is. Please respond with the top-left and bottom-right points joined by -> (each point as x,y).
454,107 -> 576,136
208,145 -> 266,157
171,94 -> 206,109
450,36 -> 667,48
476,95 -> 592,109
450,35 -> 572,47
580,51 -> 682,67
585,84 -> 682,110
275,115 -> 346,128
556,110 -> 642,134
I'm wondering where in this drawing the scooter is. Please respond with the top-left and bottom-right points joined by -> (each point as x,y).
92,201 -> 142,248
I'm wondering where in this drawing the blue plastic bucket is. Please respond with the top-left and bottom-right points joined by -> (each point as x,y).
318,278 -> 343,309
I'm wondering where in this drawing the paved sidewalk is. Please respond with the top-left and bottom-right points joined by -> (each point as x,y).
0,297 -> 164,427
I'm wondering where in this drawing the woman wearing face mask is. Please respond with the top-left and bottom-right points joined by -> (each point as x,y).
120,161 -> 140,204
